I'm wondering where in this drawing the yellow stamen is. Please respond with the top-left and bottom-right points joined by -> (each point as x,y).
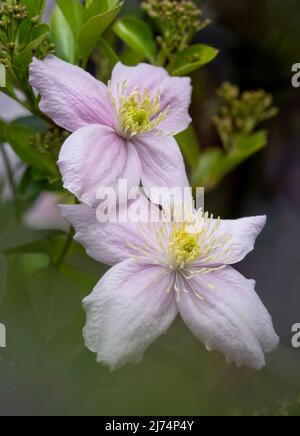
169,226 -> 200,268
107,80 -> 169,139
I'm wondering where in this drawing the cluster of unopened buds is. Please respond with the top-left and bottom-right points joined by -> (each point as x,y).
0,1 -> 28,23
0,1 -> 28,66
142,0 -> 210,56
214,82 -> 278,150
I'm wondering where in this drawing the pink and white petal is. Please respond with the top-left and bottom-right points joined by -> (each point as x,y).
29,56 -> 113,132
59,195 -> 161,266
58,124 -> 136,206
132,134 -> 190,199
121,142 -> 142,196
83,259 -> 177,369
211,216 -> 267,266
110,63 -> 192,134
157,76 -> 192,134
178,267 -> 279,370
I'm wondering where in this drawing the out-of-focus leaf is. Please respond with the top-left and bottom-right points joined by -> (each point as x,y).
85,0 -> 93,8
0,252 -> 7,304
0,64 -> 6,88
86,0 -> 109,16
98,37 -> 119,67
192,131 -> 267,189
169,44 -> 219,76
5,122 -> 59,182
176,125 -> 201,170
13,24 -> 50,69
22,0 -> 46,16
192,148 -> 223,188
66,252 -> 108,277
114,16 -> 157,63
51,6 -> 77,63
120,46 -> 145,66
78,2 -> 123,66
0,228 -> 61,253
12,115 -> 47,133
28,267 -> 81,340
108,0 -> 120,6
235,130 -> 267,151
57,0 -> 87,35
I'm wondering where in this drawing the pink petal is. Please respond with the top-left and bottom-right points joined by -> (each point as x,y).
206,216 -> 266,267
83,259 -> 177,369
59,196 -> 160,266
58,125 -> 141,206
110,63 -> 192,134
178,267 -> 279,370
29,56 -> 113,132
132,134 -> 190,197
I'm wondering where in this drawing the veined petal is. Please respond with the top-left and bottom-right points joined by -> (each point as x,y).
178,267 -> 279,370
110,63 -> 192,134
132,134 -> 190,197
58,125 -> 140,206
29,56 -> 114,132
211,216 -> 266,266
59,196 -> 161,266
83,259 -> 177,369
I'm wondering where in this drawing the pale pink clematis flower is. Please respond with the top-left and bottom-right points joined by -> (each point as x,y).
60,198 -> 279,370
29,56 -> 192,206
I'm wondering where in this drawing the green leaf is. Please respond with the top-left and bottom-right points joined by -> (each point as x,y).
86,0 -> 109,16
176,125 -> 201,170
0,228 -> 61,254
22,0 -> 46,16
114,16 -> 157,63
13,24 -> 50,69
28,267 -> 81,340
109,0 -> 120,6
119,46 -> 145,66
5,122 -> 59,182
192,131 -> 267,189
66,251 -> 108,276
0,252 -> 7,305
78,2 -> 123,66
235,130 -> 267,151
51,6 -> 77,63
12,115 -> 47,133
192,148 -> 224,188
0,64 -> 6,88
98,37 -> 120,67
169,44 -> 219,76
85,0 -> 94,8
57,0 -> 88,35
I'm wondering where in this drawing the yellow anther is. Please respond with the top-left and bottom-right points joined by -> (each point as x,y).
108,81 -> 169,139
169,226 -> 200,268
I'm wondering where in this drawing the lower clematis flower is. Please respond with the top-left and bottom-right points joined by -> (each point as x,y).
60,198 -> 279,370
29,56 -> 192,206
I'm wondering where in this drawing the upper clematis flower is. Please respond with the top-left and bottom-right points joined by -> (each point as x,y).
60,198 -> 279,370
29,56 -> 192,206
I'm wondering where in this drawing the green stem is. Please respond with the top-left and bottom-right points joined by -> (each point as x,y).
54,228 -> 74,268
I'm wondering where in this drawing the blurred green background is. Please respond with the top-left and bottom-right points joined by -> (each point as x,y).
1,0 -> 300,416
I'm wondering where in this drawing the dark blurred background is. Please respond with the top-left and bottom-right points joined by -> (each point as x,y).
1,0 -> 300,416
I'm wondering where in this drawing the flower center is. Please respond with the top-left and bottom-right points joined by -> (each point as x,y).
107,81 -> 169,139
169,226 -> 200,269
